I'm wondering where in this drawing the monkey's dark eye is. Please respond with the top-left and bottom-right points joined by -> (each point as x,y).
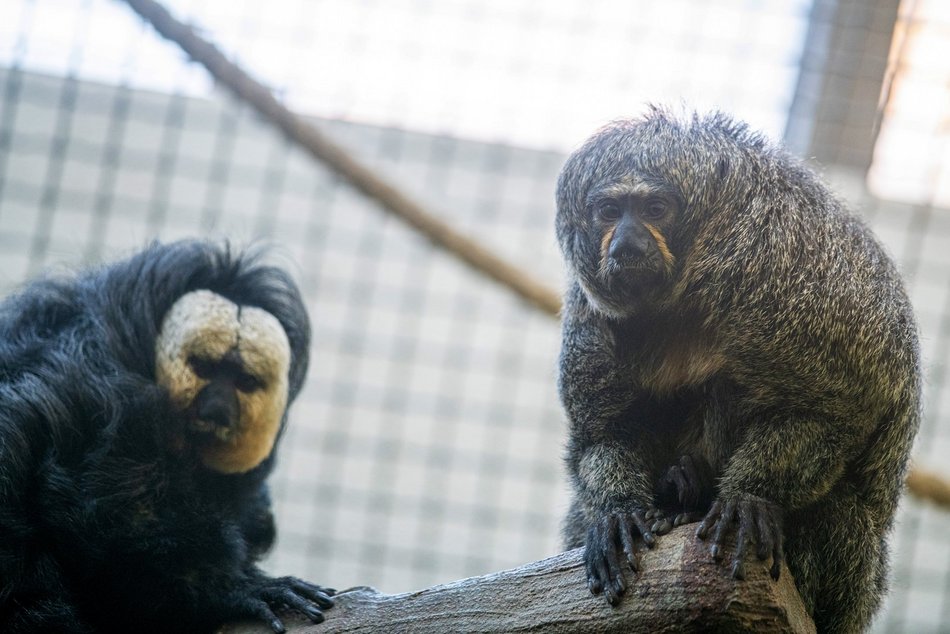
642,199 -> 668,221
189,356 -> 217,379
596,203 -> 621,222
234,373 -> 263,393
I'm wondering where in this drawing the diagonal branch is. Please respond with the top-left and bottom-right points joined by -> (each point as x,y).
120,0 -> 562,317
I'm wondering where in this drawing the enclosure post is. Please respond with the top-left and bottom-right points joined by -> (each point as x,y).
784,0 -> 901,170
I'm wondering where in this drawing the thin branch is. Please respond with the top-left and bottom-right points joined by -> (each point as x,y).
907,466 -> 950,509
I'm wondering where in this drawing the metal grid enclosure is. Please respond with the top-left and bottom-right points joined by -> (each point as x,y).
1,1 -> 949,631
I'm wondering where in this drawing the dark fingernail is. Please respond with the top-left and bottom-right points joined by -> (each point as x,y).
270,619 -> 286,634
308,609 -> 325,623
711,545 -> 721,561
731,560 -> 745,580
771,563 -> 781,580
643,532 -> 655,547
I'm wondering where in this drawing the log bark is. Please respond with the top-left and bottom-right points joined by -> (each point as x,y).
220,524 -> 815,633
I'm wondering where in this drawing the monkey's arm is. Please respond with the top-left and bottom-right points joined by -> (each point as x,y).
697,406 -> 875,580
560,287 -> 669,604
240,484 -> 278,560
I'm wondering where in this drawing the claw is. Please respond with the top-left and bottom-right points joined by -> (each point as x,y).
731,558 -> 745,580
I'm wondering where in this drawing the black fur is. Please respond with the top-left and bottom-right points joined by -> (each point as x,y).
0,240 -> 331,633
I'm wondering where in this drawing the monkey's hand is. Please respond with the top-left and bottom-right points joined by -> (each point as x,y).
659,454 -> 713,526
585,508 -> 662,605
232,575 -> 335,633
695,494 -> 784,581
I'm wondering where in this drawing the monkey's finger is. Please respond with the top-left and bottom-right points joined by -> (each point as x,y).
277,590 -> 327,623
287,580 -> 335,610
673,511 -> 701,527
594,554 -> 612,600
629,511 -> 656,548
731,502 -> 754,580
667,467 -> 689,505
605,559 -> 627,605
753,506 -> 774,561
618,517 -> 640,571
770,522 -> 785,581
585,527 -> 605,595
603,515 -> 627,601
710,499 -> 737,561
771,539 -> 784,581
651,516 -> 673,535
679,454 -> 696,472
679,455 -> 700,507
243,599 -> 285,634
696,500 -> 723,539
586,554 -> 605,595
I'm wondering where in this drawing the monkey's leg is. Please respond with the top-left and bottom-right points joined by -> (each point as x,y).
658,454 -> 714,527
785,492 -> 888,634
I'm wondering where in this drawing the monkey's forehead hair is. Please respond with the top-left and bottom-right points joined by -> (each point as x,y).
556,107 -> 771,212
3,239 -> 313,401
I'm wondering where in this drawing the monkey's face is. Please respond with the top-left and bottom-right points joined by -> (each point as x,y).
559,174 -> 681,318
155,290 -> 291,474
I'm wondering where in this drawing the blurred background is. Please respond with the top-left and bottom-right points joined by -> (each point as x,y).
1,0 -> 948,630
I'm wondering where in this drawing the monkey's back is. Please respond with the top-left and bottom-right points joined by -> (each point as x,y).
694,151 -> 918,496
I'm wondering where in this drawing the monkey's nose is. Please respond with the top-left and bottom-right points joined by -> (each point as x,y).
193,382 -> 241,429
608,233 -> 651,262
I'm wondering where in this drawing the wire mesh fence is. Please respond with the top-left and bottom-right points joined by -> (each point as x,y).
1,0 -> 949,631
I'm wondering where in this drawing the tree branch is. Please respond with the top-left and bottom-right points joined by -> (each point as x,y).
220,524 -> 815,633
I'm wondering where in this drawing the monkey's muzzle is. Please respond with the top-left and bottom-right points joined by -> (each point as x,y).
600,218 -> 672,282
189,381 -> 241,441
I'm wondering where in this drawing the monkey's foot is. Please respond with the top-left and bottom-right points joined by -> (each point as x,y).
584,508 -> 658,606
234,575 -> 335,633
695,495 -> 783,581
660,454 -> 711,511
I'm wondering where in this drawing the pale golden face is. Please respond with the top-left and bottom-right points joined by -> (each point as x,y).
155,290 -> 291,474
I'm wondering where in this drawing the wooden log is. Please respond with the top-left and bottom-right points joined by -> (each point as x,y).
220,524 -> 815,633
